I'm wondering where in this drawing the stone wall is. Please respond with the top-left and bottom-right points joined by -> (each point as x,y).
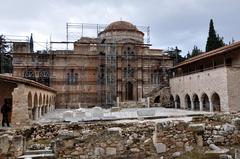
150,87 -> 172,107
1,114 -> 240,158
0,75 -> 56,127
226,67 -> 240,112
170,67 -> 229,111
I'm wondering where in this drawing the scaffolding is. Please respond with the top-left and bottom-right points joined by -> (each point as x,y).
66,22 -> 150,49
9,22 -> 159,108
64,22 -> 150,107
96,40 -> 117,107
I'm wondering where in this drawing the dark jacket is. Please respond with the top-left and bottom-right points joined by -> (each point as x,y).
1,104 -> 10,115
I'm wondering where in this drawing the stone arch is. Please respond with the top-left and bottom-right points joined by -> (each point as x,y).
192,94 -> 200,110
211,92 -> 221,112
175,95 -> 180,108
201,93 -> 210,111
185,94 -> 191,110
170,95 -> 174,108
154,96 -> 160,103
28,92 -> 33,119
33,93 -> 38,120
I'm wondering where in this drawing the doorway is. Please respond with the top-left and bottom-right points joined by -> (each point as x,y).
125,82 -> 133,100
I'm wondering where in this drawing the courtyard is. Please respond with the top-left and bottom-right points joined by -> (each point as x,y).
37,107 -> 213,123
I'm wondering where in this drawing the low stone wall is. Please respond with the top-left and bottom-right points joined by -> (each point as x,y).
0,129 -> 26,158
0,114 -> 240,158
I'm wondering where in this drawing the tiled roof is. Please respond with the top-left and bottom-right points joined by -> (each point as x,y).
99,21 -> 144,35
174,41 -> 240,68
0,74 -> 56,92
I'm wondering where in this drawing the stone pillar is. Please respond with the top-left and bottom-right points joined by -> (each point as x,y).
35,107 -> 38,120
41,106 -> 44,116
39,107 -> 42,118
200,100 -> 203,111
11,84 -> 31,127
175,101 -> 177,109
147,97 -> 150,108
117,97 -> 119,108
191,100 -> 194,110
210,101 -> 213,112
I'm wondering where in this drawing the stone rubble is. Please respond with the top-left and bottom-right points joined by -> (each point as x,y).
0,113 -> 240,158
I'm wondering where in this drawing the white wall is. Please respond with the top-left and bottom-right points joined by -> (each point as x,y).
170,67 -> 229,112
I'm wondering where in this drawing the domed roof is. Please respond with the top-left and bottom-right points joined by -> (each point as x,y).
105,21 -> 139,32
99,21 -> 144,35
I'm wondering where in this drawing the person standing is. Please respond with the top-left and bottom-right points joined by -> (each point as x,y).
1,99 -> 10,127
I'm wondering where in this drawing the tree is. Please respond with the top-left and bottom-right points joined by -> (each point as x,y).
191,45 -> 202,57
206,19 -> 225,52
0,35 -> 12,73
166,46 -> 184,65
185,45 -> 202,59
0,35 -> 8,54
30,33 -> 34,52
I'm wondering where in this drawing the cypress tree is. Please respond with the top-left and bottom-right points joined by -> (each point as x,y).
30,33 -> 34,52
206,19 -> 225,52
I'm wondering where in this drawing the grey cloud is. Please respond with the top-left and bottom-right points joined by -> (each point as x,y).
0,0 -> 239,54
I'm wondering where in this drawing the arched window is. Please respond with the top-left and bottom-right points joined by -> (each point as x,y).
38,69 -> 50,86
67,69 -> 78,85
24,69 -> 36,81
124,64 -> 134,78
151,70 -> 161,84
123,45 -> 135,59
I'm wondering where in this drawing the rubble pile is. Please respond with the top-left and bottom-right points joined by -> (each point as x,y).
0,114 -> 240,158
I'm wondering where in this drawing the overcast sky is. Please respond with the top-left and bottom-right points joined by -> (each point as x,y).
1,0 -> 239,55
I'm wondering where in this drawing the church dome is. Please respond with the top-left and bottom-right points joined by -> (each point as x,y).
104,21 -> 139,32
98,21 -> 144,43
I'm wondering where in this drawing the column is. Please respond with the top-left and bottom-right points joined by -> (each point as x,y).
34,107 -> 38,120
117,97 -> 120,108
200,100 -> 203,111
210,101 -> 213,112
175,100 -> 177,109
191,100 -> 194,110
39,107 -> 42,118
147,97 -> 150,108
